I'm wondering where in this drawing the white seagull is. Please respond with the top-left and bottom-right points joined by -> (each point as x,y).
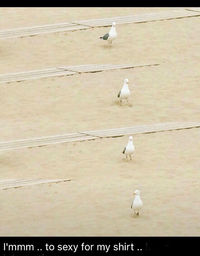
99,22 -> 117,44
122,136 -> 135,160
131,190 -> 143,216
118,78 -> 130,104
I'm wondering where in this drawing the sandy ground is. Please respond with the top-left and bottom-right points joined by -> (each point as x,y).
0,7 -> 200,236
0,8 -> 180,30
0,14 -> 199,140
0,128 -> 200,236
0,62 -> 199,140
0,15 -> 200,74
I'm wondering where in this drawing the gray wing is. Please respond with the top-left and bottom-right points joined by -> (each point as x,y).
122,147 -> 126,154
101,33 -> 109,40
118,90 -> 121,98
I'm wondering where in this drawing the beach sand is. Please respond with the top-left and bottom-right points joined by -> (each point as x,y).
0,128 -> 200,236
0,7 -> 199,236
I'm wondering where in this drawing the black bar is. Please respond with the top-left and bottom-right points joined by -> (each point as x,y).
1,1 -> 200,7
0,237 -> 200,255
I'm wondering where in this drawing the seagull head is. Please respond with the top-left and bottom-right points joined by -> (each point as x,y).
124,78 -> 129,84
134,189 -> 140,195
129,136 -> 133,141
112,22 -> 116,27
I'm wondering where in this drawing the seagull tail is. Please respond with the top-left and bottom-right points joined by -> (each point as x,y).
99,36 -> 103,39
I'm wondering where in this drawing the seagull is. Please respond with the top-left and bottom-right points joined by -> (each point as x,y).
118,78 -> 130,104
99,22 -> 117,44
122,136 -> 135,160
131,190 -> 143,216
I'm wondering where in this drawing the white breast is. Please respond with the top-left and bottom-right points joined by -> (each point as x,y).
132,196 -> 143,210
126,141 -> 135,154
121,85 -> 130,99
109,27 -> 117,40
